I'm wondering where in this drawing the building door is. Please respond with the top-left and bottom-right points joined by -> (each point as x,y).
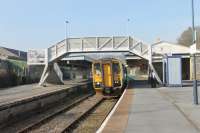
167,56 -> 182,86
182,58 -> 190,80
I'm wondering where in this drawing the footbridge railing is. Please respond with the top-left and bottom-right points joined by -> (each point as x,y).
47,36 -> 149,62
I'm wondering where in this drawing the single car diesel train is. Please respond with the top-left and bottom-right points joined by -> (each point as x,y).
92,58 -> 128,96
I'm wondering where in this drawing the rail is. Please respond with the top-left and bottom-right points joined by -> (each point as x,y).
18,94 -> 103,133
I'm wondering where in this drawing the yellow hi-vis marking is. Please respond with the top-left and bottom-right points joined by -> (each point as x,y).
103,64 -> 112,87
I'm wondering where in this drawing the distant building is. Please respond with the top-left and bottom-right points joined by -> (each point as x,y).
153,41 -> 191,53
0,47 -> 27,61
0,46 -> 27,86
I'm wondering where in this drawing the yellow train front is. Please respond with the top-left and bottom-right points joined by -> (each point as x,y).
92,58 -> 127,96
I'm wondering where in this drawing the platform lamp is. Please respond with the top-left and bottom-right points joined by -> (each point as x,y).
126,18 -> 130,36
191,0 -> 198,105
65,20 -> 69,51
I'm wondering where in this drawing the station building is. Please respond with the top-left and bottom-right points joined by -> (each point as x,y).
127,40 -> 200,85
151,41 -> 200,85
0,46 -> 27,73
0,47 -> 27,87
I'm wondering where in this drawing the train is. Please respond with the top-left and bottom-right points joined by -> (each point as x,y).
92,58 -> 128,96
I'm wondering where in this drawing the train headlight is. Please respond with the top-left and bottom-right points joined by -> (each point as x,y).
95,82 -> 101,88
114,80 -> 121,87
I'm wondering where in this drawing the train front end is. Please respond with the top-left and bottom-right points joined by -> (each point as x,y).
92,59 -> 125,96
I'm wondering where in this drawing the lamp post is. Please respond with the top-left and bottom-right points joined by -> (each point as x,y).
126,18 -> 130,36
191,0 -> 198,105
65,20 -> 69,51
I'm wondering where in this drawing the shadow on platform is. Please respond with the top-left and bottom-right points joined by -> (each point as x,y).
127,79 -> 151,89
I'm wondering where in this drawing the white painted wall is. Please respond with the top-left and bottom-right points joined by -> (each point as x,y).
152,42 -> 190,55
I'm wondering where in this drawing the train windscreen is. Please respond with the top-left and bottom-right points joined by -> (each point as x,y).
113,63 -> 120,74
94,63 -> 101,75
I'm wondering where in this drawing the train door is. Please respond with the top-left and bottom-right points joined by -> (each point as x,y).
103,63 -> 112,87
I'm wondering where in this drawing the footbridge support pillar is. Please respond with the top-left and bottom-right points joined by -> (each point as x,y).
39,62 -> 64,86
148,45 -> 162,85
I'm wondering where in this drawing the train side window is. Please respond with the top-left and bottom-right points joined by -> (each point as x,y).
94,63 -> 101,75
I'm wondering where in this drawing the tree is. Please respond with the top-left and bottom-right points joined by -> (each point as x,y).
177,26 -> 200,48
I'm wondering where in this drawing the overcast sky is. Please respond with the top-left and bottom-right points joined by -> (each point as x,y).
0,0 -> 200,51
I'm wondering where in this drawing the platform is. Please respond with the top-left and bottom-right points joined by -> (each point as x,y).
0,79 -> 89,106
0,79 -> 92,128
102,81 -> 200,133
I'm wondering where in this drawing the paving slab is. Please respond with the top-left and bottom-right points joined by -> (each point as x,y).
126,87 -> 199,133
158,86 -> 200,131
102,86 -> 134,133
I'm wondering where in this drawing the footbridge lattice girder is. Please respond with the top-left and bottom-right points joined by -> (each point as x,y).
46,36 -> 149,62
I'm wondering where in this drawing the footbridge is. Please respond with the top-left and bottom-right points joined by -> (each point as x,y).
28,36 -> 161,85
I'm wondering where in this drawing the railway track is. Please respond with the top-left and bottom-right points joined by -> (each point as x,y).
0,93 -> 94,133
24,94 -> 103,133
19,95 -> 118,133
12,94 -> 103,133
2,92 -> 121,133
71,98 -> 118,133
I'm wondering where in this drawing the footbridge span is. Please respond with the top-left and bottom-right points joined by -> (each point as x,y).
28,36 -> 161,85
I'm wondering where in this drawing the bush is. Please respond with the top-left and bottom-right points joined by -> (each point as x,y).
9,71 -> 18,86
0,69 -> 20,88
0,59 -> 41,88
0,69 -> 10,88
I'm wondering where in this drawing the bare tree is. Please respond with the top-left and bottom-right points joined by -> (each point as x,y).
177,26 -> 200,48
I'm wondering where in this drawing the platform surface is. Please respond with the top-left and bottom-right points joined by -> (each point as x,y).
0,79 -> 89,107
103,81 -> 200,133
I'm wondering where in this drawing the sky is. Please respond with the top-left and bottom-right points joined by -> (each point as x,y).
0,0 -> 200,51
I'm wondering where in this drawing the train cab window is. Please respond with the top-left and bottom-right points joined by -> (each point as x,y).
94,63 -> 101,75
113,63 -> 120,74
